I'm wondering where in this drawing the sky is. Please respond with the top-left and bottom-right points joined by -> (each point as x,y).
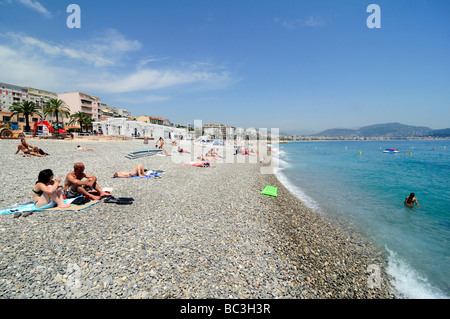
0,0 -> 449,133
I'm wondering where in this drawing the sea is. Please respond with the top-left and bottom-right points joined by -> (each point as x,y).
273,139 -> 449,299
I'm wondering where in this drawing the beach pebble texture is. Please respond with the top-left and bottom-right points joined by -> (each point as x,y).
0,138 -> 397,299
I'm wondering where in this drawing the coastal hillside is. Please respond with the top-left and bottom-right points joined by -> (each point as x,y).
314,123 -> 449,138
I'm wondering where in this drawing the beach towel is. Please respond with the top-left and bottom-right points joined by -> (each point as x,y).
113,170 -> 164,179
0,197 -> 100,216
182,162 -> 211,167
44,198 -> 100,212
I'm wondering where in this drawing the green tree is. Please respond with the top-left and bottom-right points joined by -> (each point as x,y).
69,112 -> 89,133
69,112 -> 95,133
44,98 -> 70,124
10,100 -> 40,132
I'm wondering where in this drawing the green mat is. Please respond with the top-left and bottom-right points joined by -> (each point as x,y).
261,185 -> 278,197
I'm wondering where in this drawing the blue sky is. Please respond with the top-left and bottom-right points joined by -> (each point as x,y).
0,0 -> 448,132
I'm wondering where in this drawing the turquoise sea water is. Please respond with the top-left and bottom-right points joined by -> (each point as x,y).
275,140 -> 449,299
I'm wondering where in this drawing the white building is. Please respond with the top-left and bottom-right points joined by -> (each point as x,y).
95,118 -> 188,140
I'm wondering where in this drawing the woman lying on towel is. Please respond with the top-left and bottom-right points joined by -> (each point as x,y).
114,164 -> 146,178
33,169 -> 71,209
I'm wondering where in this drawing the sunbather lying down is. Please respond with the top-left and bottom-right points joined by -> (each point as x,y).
114,164 -> 146,178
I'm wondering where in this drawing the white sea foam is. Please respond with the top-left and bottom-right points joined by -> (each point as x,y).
273,148 -> 321,211
386,247 -> 449,299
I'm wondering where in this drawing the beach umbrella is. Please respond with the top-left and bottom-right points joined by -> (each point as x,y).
126,147 -> 163,170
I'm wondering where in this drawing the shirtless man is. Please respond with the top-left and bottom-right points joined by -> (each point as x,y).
64,162 -> 107,200
14,138 -> 45,157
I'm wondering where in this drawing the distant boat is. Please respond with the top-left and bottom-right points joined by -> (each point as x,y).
383,148 -> 399,153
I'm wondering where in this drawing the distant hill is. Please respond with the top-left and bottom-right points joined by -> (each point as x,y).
315,123 -> 450,138
430,128 -> 450,138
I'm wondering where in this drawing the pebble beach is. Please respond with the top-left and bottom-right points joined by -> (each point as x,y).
0,138 -> 398,299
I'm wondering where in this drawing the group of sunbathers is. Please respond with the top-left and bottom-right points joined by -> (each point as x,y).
197,148 -> 224,162
33,162 -> 110,209
33,162 -> 151,209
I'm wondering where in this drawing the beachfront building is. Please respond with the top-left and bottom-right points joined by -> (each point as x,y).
28,88 -> 58,111
101,103 -> 117,118
117,109 -> 132,118
0,82 -> 29,111
94,117 -> 187,140
101,103 -> 132,119
136,115 -> 171,126
58,92 -> 102,122
0,110 -> 41,131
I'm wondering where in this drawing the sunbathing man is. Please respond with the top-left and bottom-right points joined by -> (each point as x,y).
64,162 -> 107,200
76,145 -> 96,151
14,138 -> 45,157
114,164 -> 146,178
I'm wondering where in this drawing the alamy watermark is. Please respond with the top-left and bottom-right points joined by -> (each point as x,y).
168,120 -> 279,175
366,264 -> 382,289
367,4 -> 381,29
66,4 -> 81,29
66,4 -> 381,29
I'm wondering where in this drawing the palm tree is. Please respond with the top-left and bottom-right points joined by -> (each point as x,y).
83,116 -> 95,133
69,112 -> 92,133
44,98 -> 70,124
10,101 -> 40,132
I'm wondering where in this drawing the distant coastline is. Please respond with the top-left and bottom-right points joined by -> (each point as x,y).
280,122 -> 450,141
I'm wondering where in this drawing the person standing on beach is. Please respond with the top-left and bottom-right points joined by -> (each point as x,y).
155,137 -> 165,150
64,162 -> 107,200
405,193 -> 420,208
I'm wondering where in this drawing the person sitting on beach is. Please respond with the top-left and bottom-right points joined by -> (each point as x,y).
14,138 -> 46,157
197,153 -> 215,162
33,169 -> 70,209
64,162 -> 107,200
76,145 -> 96,151
405,193 -> 420,208
114,164 -> 146,178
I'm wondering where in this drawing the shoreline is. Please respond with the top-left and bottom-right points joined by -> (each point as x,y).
261,170 -> 398,298
0,139 -> 397,299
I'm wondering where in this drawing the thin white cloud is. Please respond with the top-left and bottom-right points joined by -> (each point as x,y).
14,0 -> 52,17
0,30 -> 235,96
7,29 -> 142,67
82,68 -> 233,94
0,45 -> 75,91
277,16 -> 325,29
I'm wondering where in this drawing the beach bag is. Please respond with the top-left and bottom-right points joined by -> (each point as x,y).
38,149 -> 49,156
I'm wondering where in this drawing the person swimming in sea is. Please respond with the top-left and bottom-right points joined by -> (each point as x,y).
405,193 -> 420,208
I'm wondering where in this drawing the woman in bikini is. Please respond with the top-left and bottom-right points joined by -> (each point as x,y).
404,193 -> 420,208
113,164 -> 146,178
33,169 -> 70,209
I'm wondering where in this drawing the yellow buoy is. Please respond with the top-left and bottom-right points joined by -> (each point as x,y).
410,153 -> 412,155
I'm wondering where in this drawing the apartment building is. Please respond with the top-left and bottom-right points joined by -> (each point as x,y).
0,82 -> 29,111
28,88 -> 58,110
136,115 -> 171,126
58,92 -> 102,121
0,110 -> 41,131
